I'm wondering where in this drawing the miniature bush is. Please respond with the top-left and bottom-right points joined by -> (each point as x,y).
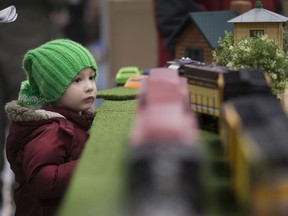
213,31 -> 288,97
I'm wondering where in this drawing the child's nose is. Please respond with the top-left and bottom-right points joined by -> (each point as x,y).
85,80 -> 95,92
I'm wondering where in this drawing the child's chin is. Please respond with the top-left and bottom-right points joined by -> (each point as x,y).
81,105 -> 94,112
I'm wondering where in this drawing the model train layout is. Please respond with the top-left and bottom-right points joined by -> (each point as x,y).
124,60 -> 288,215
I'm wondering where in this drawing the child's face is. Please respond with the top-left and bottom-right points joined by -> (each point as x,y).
54,67 -> 97,114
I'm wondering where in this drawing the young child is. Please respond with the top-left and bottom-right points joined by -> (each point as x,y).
4,39 -> 98,216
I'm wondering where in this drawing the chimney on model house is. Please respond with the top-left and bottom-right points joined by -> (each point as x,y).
230,0 -> 253,14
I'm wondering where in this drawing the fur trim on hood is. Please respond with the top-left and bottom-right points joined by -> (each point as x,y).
5,100 -> 65,122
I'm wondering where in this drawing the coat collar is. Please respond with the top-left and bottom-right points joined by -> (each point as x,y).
5,101 -> 95,130
42,105 -> 95,130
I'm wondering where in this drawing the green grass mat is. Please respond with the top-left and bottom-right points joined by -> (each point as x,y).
97,87 -> 137,100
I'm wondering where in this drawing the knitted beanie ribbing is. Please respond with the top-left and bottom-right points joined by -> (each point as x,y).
18,39 -> 98,107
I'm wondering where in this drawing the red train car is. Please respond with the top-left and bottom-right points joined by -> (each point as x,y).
127,68 -> 203,216
131,68 -> 198,147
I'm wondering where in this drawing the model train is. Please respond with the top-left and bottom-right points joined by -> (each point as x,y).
126,62 -> 288,215
166,58 -> 271,133
127,68 -> 203,216
167,58 -> 288,215
221,94 -> 288,216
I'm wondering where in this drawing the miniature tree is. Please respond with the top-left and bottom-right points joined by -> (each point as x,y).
213,30 -> 288,97
283,26 -> 288,53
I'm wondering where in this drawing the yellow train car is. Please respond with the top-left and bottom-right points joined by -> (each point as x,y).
221,95 -> 288,216
167,58 -> 271,133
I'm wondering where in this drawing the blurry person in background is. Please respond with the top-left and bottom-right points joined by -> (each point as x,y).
65,0 -> 101,46
153,0 -> 282,67
65,0 -> 88,44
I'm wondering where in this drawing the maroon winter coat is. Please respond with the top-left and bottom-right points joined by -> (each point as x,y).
5,101 -> 95,216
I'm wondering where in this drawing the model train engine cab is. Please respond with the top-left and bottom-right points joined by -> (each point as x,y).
221,94 -> 288,216
127,68 -> 203,216
167,58 -> 271,133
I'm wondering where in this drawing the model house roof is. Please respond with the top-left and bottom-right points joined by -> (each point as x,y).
168,11 -> 237,49
228,8 -> 288,23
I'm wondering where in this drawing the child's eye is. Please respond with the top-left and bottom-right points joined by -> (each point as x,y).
89,76 -> 95,80
73,78 -> 81,83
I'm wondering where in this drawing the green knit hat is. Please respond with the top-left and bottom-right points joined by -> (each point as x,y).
18,39 -> 98,107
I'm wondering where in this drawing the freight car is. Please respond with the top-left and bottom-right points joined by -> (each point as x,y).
127,68 -> 203,216
166,58 -> 271,133
221,94 -> 288,216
